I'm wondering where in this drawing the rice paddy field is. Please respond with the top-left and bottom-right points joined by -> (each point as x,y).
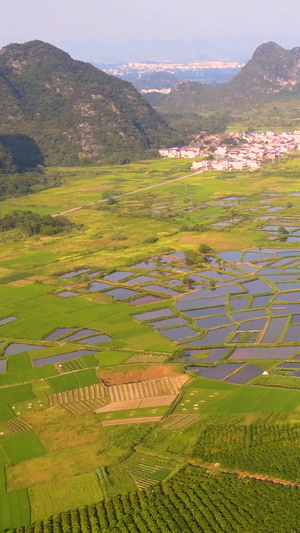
4,155 -> 300,530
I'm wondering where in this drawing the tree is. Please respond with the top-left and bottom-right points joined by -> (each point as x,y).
184,250 -> 200,265
183,276 -> 194,290
199,244 -> 213,255
278,226 -> 288,235
171,347 -> 186,360
107,197 -> 117,205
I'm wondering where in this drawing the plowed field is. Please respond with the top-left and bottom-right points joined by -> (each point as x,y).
98,364 -> 181,386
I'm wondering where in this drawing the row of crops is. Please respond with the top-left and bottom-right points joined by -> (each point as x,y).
5,466 -> 300,533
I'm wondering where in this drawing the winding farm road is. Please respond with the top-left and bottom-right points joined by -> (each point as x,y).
53,168 -> 204,217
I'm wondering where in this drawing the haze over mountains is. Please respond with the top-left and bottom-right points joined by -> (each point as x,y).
158,42 -> 300,112
0,40 -> 175,167
57,35 -> 300,64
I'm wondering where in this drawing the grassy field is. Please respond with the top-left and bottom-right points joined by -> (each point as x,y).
46,369 -> 99,393
174,377 -> 300,416
96,405 -> 169,421
6,424 -> 153,491
29,473 -> 102,522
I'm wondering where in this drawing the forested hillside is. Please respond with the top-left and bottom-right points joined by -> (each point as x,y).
0,41 -> 176,165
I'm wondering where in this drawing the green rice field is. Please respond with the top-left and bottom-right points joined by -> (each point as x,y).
3,155 -> 300,529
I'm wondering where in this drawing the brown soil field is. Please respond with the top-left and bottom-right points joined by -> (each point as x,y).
97,399 -> 141,412
139,395 -> 177,407
101,416 -> 162,426
99,364 -> 182,386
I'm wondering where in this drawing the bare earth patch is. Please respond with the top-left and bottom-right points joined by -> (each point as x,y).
99,364 -> 180,386
95,395 -> 177,412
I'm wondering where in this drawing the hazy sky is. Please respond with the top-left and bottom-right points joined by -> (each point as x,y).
2,0 -> 300,60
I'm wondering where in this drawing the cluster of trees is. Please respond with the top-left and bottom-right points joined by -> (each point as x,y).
7,465 -> 300,533
184,244 -> 214,265
193,421 -> 300,482
0,210 -> 72,237
0,171 -> 61,201
161,112 -> 229,141
179,223 -> 210,233
0,142 -> 16,174
0,138 -> 62,201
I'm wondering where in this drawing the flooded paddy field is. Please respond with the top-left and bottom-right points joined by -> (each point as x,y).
2,247 -> 300,378
230,346 -> 300,360
4,343 -> 45,356
225,364 -> 262,383
159,326 -> 198,341
33,349 -> 97,366
0,316 -> 18,326
78,334 -> 112,344
88,281 -> 111,292
182,347 -> 230,363
57,291 -> 79,298
60,329 -> 100,342
260,317 -> 288,343
103,271 -> 132,282
105,288 -> 140,300
149,317 -> 187,329
186,363 -> 243,380
44,328 -> 77,341
129,295 -> 164,306
124,275 -> 155,285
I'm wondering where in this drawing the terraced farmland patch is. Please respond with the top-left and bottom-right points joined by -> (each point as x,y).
61,359 -> 86,372
2,419 -> 30,435
64,398 -> 108,414
96,467 -> 111,498
48,382 -> 107,408
125,454 -> 174,489
125,353 -> 167,363
162,413 -> 205,429
107,375 -> 188,403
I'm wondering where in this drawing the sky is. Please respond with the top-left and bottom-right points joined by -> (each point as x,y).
2,0 -> 300,61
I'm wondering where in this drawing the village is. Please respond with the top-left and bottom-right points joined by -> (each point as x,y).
159,131 -> 300,172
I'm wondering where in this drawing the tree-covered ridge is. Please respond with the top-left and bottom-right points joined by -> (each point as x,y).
3,466 -> 300,533
0,168 -> 60,201
193,421 -> 300,482
159,42 -> 300,113
0,40 -> 176,166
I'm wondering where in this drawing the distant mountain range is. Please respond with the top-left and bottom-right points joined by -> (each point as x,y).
1,40 -> 300,170
132,71 -> 178,91
0,40 -> 175,167
157,42 -> 300,112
